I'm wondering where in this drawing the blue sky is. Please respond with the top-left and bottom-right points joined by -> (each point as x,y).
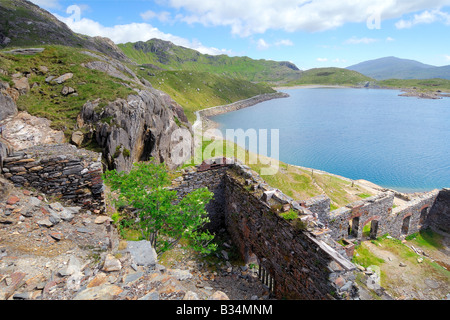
31,0 -> 450,70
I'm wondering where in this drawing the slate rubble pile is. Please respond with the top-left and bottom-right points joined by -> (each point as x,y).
0,178 -> 270,300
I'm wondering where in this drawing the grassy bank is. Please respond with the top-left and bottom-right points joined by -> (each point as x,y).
135,68 -> 276,123
285,67 -> 374,87
352,232 -> 449,299
377,78 -> 450,93
190,138 -> 375,208
0,45 -> 135,136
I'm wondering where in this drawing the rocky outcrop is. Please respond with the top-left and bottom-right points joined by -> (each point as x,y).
279,61 -> 300,71
0,0 -> 129,62
0,93 -> 17,122
398,89 -> 444,99
81,51 -> 140,84
78,88 -> 192,172
0,80 -> 18,122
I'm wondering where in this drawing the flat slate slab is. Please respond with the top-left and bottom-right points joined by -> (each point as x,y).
125,240 -> 157,267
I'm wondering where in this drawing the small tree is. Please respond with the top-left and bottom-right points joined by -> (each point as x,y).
104,161 -> 216,256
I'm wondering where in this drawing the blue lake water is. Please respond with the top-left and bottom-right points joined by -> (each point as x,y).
211,87 -> 450,193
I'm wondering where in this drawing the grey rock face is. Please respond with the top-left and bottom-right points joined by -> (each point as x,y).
0,92 -> 18,121
125,240 -> 157,268
79,88 -> 192,172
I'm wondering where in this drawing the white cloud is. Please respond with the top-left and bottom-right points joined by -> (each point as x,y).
165,0 -> 450,36
29,0 -> 61,9
395,9 -> 450,29
445,54 -> 450,61
140,10 -> 172,23
53,14 -> 231,56
275,39 -> 294,46
386,37 -> 395,42
316,57 -> 328,62
140,10 -> 158,21
257,38 -> 270,50
344,37 -> 378,44
255,38 -> 293,50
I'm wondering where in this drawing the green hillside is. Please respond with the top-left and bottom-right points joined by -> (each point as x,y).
285,67 -> 374,86
118,39 -> 302,83
0,45 -> 135,135
135,67 -> 276,122
377,78 -> 450,92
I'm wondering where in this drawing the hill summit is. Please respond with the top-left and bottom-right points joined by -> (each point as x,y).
347,56 -> 450,80
118,38 -> 302,83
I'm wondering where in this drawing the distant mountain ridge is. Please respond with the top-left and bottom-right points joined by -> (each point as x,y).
118,39 -> 303,84
347,56 -> 450,80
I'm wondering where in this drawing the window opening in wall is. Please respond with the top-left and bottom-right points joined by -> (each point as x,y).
349,217 -> 360,238
401,215 -> 411,235
257,261 -> 275,296
369,220 -> 379,239
419,207 -> 428,225
362,220 -> 379,239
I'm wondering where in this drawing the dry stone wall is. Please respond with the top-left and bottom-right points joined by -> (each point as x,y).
198,92 -> 289,118
326,193 -> 395,240
171,157 -> 450,299
323,190 -> 441,241
1,144 -> 104,212
223,166 -> 358,300
171,158 -> 359,300
390,191 -> 440,238
171,163 -> 229,232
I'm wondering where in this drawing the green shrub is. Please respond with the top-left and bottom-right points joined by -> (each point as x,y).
103,160 -> 217,256
281,210 -> 298,220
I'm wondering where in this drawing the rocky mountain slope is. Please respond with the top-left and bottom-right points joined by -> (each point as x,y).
0,0 -> 128,61
0,46 -> 192,172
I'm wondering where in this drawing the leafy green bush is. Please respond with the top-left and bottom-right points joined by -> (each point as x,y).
104,161 -> 217,256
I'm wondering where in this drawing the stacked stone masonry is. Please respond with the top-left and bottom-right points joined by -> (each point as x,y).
1,143 -> 448,299
1,144 -> 105,212
172,157 -> 359,300
172,157 -> 449,299
324,190 -> 442,241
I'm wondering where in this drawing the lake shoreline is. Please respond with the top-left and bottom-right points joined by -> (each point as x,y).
193,86 -> 448,193
192,88 -> 393,194
274,83 -> 450,99
193,91 -> 289,139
